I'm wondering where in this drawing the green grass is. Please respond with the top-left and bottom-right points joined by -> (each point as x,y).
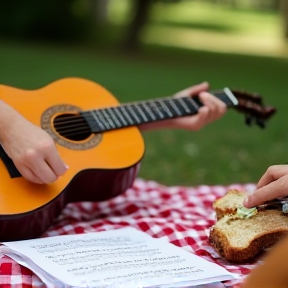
1,40 -> 287,187
1,2 -> 288,187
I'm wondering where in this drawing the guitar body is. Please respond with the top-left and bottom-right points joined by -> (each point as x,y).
0,78 -> 144,241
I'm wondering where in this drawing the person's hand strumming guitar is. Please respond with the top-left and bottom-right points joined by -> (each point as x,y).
0,81 -> 226,184
0,99 -> 68,184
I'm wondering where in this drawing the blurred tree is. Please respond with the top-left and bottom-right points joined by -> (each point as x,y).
90,0 -> 109,25
280,0 -> 288,38
268,0 -> 281,10
122,0 -> 180,53
122,0 -> 154,52
254,0 -> 280,10
0,0 -> 92,41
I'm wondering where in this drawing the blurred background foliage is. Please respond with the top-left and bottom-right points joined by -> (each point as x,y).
0,0 -> 288,186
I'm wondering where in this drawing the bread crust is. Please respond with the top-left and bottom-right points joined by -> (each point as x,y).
209,226 -> 288,263
213,189 -> 246,220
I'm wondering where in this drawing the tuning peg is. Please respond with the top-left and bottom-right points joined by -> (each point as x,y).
245,114 -> 253,126
256,118 -> 266,129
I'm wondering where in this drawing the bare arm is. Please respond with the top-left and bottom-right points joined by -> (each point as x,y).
242,234 -> 288,288
0,100 -> 68,184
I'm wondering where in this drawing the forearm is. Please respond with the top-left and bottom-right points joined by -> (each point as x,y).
0,100 -> 22,143
243,235 -> 288,288
0,100 -> 11,141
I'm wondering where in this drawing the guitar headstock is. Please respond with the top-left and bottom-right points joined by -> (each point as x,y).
231,89 -> 276,128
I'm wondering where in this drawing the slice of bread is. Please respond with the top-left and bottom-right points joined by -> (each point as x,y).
213,189 -> 246,220
209,190 -> 288,263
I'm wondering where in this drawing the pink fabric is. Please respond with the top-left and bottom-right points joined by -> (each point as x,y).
0,179 -> 259,288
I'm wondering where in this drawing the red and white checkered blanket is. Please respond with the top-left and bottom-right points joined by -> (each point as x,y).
0,179 -> 258,288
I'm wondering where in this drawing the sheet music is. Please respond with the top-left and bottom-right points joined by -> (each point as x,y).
0,227 -> 237,288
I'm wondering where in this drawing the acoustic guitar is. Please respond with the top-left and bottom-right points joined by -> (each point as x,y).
0,77 -> 276,241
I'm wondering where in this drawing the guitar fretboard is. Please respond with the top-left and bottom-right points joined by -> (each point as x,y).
81,88 -> 238,133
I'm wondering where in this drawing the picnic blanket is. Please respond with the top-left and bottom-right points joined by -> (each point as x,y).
0,178 -> 258,288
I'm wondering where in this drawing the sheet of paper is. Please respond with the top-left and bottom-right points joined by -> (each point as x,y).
1,227 -> 237,288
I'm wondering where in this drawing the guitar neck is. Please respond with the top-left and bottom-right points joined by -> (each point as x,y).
81,88 -> 238,133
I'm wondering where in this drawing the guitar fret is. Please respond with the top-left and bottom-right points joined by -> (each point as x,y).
131,105 -> 145,123
126,105 -> 141,124
119,106 -> 135,125
101,109 -> 116,129
188,97 -> 201,110
167,99 -> 182,116
178,98 -> 192,114
133,104 -> 149,122
148,101 -> 165,119
142,102 -> 157,120
90,110 -> 108,130
174,99 -> 188,115
184,97 -> 200,113
138,103 -> 155,121
96,110 -> 112,129
155,101 -> 172,118
161,101 -> 174,117
156,101 -> 167,118
105,108 -> 121,128
113,107 -> 128,126
162,100 -> 179,117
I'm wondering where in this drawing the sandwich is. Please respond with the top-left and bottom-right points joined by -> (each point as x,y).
209,189 -> 288,263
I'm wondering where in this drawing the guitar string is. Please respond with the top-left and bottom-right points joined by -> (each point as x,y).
53,95 -> 203,123
51,93 -> 230,137
53,92 -> 229,125
54,95 -> 230,125
53,92 -> 229,124
50,93 -> 230,137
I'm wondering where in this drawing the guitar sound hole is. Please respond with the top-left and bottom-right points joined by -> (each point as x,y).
53,114 -> 92,141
